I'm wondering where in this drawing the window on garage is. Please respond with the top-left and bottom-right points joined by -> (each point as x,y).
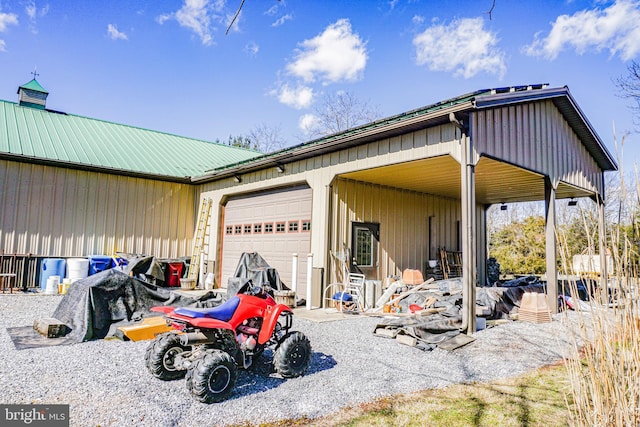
254,223 -> 262,233
244,224 -> 252,234
352,222 -> 379,268
264,223 -> 273,233
288,221 -> 299,232
276,222 -> 286,233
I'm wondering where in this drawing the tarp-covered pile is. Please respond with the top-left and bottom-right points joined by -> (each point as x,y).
372,276 -> 548,351
7,269 -> 221,349
227,252 -> 289,296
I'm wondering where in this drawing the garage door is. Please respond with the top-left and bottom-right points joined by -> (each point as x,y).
220,185 -> 312,297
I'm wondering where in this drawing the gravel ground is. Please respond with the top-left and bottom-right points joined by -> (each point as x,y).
0,294 -> 575,427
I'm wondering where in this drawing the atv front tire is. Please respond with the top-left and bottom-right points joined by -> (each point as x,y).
145,332 -> 191,380
273,331 -> 311,378
189,350 -> 238,403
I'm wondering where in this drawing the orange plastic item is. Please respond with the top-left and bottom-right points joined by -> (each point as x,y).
402,269 -> 424,285
117,316 -> 174,341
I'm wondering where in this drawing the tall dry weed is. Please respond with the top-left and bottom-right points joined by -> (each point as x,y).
559,135 -> 639,426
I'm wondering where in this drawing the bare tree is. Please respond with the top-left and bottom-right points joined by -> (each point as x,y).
615,61 -> 640,127
304,90 -> 382,139
248,123 -> 287,153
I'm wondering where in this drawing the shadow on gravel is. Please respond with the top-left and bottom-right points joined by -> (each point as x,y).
230,351 -> 337,400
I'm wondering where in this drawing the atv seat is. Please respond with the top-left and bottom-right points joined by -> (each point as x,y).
174,296 -> 240,322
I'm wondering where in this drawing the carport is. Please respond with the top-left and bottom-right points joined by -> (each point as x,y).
195,84 -> 616,333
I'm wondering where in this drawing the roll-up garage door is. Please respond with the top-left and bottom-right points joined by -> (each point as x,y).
220,185 -> 312,297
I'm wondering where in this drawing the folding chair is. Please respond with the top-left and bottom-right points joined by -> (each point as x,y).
0,252 -> 17,293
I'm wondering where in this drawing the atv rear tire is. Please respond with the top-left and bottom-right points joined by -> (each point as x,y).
145,332 -> 191,380
273,331 -> 311,378
189,350 -> 237,403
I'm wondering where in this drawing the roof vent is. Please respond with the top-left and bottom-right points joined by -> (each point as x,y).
17,77 -> 49,110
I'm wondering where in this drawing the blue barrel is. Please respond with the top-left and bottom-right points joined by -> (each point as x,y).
88,255 -> 113,275
40,258 -> 66,290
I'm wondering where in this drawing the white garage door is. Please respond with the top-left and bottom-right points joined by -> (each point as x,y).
221,186 -> 312,297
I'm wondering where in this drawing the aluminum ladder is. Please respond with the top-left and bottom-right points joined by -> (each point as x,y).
187,198 -> 212,281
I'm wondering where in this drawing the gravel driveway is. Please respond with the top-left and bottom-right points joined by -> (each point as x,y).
0,294 -> 574,426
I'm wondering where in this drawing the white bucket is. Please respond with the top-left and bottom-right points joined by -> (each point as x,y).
45,276 -> 60,294
66,258 -> 89,281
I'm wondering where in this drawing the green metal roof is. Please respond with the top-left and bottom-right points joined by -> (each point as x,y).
0,99 -> 260,179
18,79 -> 48,94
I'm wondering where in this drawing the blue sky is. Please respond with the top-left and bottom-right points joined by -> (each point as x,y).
0,0 -> 638,171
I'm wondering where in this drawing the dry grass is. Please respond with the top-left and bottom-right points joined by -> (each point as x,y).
559,146 -> 640,426
561,276 -> 640,426
247,364 -> 571,427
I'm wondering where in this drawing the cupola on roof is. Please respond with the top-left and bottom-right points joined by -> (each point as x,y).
17,78 -> 49,109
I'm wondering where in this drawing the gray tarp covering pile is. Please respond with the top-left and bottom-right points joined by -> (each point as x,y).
7,269 -> 221,349
227,252 -> 289,296
476,277 -> 546,319
374,293 -> 464,351
53,269 -> 222,342
373,276 -> 546,351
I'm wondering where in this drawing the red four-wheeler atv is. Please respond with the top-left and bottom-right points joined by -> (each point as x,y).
145,285 -> 312,403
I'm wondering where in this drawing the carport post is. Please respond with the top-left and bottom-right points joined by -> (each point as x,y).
459,119 -> 476,335
597,195 -> 609,301
544,178 -> 558,314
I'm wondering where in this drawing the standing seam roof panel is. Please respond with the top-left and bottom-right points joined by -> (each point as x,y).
0,99 -> 261,177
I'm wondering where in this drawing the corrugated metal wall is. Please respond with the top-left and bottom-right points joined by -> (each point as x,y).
473,100 -> 603,195
330,178 -> 460,283
0,160 -> 196,257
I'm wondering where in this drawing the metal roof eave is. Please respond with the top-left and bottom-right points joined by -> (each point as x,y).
0,152 -> 192,184
191,101 -> 475,183
473,87 -> 618,172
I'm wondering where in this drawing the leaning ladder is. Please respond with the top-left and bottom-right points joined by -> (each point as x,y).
187,198 -> 212,281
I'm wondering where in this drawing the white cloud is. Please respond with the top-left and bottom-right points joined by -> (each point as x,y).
25,2 -> 36,20
0,12 -> 18,50
245,41 -> 259,56
272,13 -> 292,27
0,12 -> 18,32
412,15 -> 424,25
524,0 -> 640,60
413,17 -> 506,78
298,113 -> 320,134
286,18 -> 368,84
157,0 -> 225,46
275,84 -> 314,109
24,1 -> 48,34
107,24 -> 128,40
264,4 -> 279,16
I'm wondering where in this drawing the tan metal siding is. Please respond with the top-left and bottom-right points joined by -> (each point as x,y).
329,178 -> 460,283
200,123 -> 460,283
473,100 -> 603,195
0,160 -> 196,257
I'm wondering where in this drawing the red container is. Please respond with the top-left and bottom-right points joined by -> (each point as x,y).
165,262 -> 185,287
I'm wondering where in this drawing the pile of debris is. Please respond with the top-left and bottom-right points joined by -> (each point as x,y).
363,270 -> 549,352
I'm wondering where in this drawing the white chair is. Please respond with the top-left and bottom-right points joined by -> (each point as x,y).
323,273 -> 366,313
